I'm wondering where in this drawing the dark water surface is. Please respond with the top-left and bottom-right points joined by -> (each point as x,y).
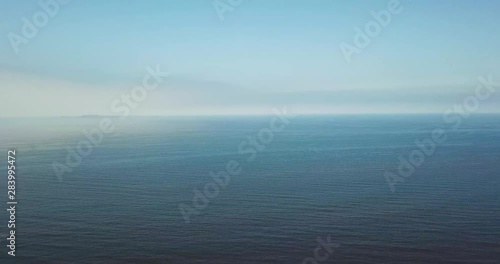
0,115 -> 499,263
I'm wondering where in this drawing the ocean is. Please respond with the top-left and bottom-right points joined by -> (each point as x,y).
0,115 -> 499,263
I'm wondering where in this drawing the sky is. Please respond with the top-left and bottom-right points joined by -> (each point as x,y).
0,0 -> 499,117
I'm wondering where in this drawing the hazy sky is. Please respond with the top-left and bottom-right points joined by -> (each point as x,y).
1,0 -> 499,116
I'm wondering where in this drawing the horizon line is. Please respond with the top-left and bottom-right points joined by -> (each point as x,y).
1,112 -> 500,118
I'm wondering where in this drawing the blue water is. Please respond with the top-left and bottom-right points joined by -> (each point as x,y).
0,115 -> 499,263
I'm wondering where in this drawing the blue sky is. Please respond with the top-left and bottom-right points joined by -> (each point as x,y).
1,0 -> 499,116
